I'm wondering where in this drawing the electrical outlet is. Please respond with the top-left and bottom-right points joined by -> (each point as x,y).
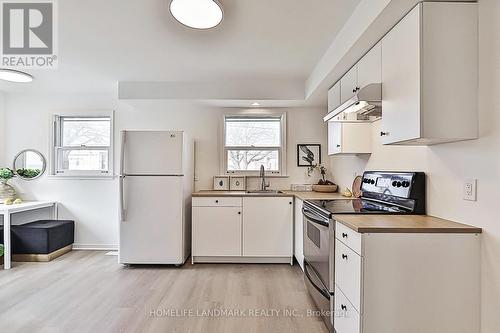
463,179 -> 477,201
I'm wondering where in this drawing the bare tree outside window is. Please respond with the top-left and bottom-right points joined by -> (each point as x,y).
225,117 -> 282,172
54,116 -> 112,175
62,118 -> 110,147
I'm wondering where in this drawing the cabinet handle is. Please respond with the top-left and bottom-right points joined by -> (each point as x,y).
380,131 -> 389,136
215,200 -> 219,203
341,304 -> 347,311
352,88 -> 356,93
342,232 -> 348,238
342,254 -> 348,260
238,212 -> 241,215
289,202 -> 292,205
336,144 -> 341,148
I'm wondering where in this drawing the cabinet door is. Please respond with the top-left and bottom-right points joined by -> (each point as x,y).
340,65 -> 358,104
294,198 -> 304,271
327,81 -> 341,112
328,122 -> 342,155
242,197 -> 293,257
357,42 -> 381,88
381,4 -> 421,144
341,123 -> 372,154
192,207 -> 242,256
334,285 -> 361,333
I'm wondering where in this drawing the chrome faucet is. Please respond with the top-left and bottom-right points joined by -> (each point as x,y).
260,165 -> 270,191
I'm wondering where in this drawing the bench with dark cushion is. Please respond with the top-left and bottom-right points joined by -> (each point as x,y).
11,220 -> 74,261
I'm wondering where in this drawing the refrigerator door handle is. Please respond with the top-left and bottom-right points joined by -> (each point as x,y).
119,175 -> 126,222
120,131 -> 126,175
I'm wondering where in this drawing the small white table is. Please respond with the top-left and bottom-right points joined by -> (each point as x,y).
1,201 -> 58,269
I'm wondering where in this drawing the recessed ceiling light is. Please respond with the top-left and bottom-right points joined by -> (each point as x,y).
251,102 -> 260,106
0,69 -> 33,83
169,0 -> 223,30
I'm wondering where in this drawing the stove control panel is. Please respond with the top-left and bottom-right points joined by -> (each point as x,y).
362,172 -> 415,198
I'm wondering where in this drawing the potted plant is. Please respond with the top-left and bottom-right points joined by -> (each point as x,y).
307,164 -> 338,192
0,168 -> 16,201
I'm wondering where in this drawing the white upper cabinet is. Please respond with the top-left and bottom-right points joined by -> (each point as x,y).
328,122 -> 342,155
381,3 -> 478,145
328,122 -> 372,155
332,42 -> 382,108
357,42 -> 382,90
340,66 -> 358,104
327,81 -> 341,113
381,6 -> 421,144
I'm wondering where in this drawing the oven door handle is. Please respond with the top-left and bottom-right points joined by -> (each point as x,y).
304,261 -> 330,299
302,208 -> 329,227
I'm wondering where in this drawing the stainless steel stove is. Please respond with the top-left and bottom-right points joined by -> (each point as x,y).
302,171 -> 426,332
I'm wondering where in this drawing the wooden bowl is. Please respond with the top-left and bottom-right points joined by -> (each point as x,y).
312,184 -> 338,193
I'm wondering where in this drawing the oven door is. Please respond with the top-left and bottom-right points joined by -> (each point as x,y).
303,206 -> 332,292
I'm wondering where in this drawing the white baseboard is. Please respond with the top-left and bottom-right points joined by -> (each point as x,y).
72,244 -> 118,251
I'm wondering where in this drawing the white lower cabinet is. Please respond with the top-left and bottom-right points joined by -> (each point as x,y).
192,196 -> 293,263
243,197 -> 293,257
334,285 -> 361,333
192,206 -> 241,256
294,198 -> 304,271
333,221 -> 481,333
335,241 -> 362,312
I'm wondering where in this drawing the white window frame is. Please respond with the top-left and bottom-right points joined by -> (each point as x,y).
50,110 -> 114,179
221,112 -> 287,176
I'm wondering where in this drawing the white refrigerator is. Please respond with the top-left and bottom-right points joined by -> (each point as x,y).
118,130 -> 194,265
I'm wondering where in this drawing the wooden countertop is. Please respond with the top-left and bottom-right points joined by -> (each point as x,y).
333,214 -> 482,234
192,190 -> 352,200
282,191 -> 353,201
192,191 -> 293,197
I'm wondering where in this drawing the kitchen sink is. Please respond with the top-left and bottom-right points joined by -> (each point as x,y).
246,190 -> 284,194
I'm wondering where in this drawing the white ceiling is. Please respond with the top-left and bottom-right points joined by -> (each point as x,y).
0,0 -> 361,96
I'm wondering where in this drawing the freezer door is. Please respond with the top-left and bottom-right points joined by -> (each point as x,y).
119,176 -> 185,264
122,130 -> 184,175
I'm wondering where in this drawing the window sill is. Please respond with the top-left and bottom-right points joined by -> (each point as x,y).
47,174 -> 116,180
230,175 -> 290,178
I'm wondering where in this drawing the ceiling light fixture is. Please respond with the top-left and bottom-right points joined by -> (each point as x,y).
251,102 -> 260,107
0,68 -> 33,83
169,0 -> 223,30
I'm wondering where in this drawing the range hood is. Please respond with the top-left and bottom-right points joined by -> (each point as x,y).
324,83 -> 382,122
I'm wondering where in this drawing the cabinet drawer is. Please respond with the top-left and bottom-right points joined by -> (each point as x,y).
334,285 -> 361,333
335,241 -> 362,312
192,197 -> 242,207
336,221 -> 362,255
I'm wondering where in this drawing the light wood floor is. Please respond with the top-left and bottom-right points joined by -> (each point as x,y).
0,251 -> 328,333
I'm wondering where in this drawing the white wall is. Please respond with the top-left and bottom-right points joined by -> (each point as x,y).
0,92 -> 5,165
4,93 -> 120,249
330,1 -> 500,331
2,95 -> 327,249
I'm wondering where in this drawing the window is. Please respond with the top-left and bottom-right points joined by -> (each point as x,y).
223,114 -> 286,175
52,114 -> 113,177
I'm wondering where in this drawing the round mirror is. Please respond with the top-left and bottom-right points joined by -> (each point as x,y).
13,150 -> 46,180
